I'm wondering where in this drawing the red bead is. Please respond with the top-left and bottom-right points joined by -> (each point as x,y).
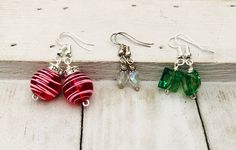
63,71 -> 93,105
30,68 -> 62,101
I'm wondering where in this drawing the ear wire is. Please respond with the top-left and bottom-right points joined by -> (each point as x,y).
56,32 -> 94,52
110,32 -> 154,47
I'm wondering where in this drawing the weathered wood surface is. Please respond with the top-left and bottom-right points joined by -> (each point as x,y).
198,83 -> 236,150
0,0 -> 236,80
0,80 -> 236,150
0,80 -> 82,150
82,81 -> 208,150
1,0 -> 236,149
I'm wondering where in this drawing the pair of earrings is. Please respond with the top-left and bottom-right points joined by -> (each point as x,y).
111,33 -> 213,99
110,32 -> 154,91
158,34 -> 213,99
30,32 -> 94,106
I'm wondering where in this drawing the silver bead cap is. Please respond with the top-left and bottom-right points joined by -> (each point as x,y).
64,66 -> 80,76
48,63 -> 63,75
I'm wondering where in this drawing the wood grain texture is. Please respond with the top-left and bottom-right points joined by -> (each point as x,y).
198,83 -> 236,150
82,81 -> 208,150
1,61 -> 236,82
1,0 -> 236,81
1,80 -> 236,150
1,0 -> 236,149
0,80 -> 81,150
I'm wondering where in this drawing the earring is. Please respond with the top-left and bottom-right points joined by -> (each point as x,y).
110,32 -> 154,91
158,34 -> 214,99
56,32 -> 94,107
30,32 -> 94,107
30,40 -> 65,101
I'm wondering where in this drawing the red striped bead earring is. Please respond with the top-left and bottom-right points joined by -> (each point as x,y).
56,32 -> 94,107
30,47 -> 64,101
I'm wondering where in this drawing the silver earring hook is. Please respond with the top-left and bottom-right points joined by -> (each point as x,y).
110,32 -> 154,47
56,32 -> 95,51
168,33 -> 214,54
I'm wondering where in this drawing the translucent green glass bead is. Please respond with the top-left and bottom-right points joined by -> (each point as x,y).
181,69 -> 201,96
158,67 -> 182,92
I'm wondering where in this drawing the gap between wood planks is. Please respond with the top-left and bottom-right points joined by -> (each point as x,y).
80,106 -> 84,150
195,97 -> 211,150
78,98 -> 211,150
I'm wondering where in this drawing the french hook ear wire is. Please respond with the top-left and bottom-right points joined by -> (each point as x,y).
56,32 -> 95,52
110,32 -> 154,48
175,33 -> 214,54
168,37 -> 184,58
168,36 -> 179,49
110,33 -> 120,46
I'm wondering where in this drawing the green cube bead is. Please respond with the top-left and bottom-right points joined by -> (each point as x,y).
158,67 -> 182,92
181,69 -> 201,96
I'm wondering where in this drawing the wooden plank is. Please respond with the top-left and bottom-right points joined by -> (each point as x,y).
1,81 -> 235,149
82,81 -> 208,150
0,0 -> 236,81
197,83 -> 236,150
0,61 -> 236,82
0,80 -> 81,150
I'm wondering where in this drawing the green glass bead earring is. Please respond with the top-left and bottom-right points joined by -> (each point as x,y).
158,34 -> 214,99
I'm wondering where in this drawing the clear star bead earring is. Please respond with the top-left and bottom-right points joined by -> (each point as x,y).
110,32 -> 154,91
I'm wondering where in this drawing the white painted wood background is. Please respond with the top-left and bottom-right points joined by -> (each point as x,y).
0,0 -> 236,81
0,0 -> 236,150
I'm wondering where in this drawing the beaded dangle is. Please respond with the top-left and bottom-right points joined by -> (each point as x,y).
56,32 -> 94,106
158,34 -> 214,99
30,44 -> 64,101
30,32 -> 94,107
110,32 -> 154,91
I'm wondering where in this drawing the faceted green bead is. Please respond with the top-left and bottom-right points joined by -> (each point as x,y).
181,69 -> 201,96
158,67 -> 183,92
